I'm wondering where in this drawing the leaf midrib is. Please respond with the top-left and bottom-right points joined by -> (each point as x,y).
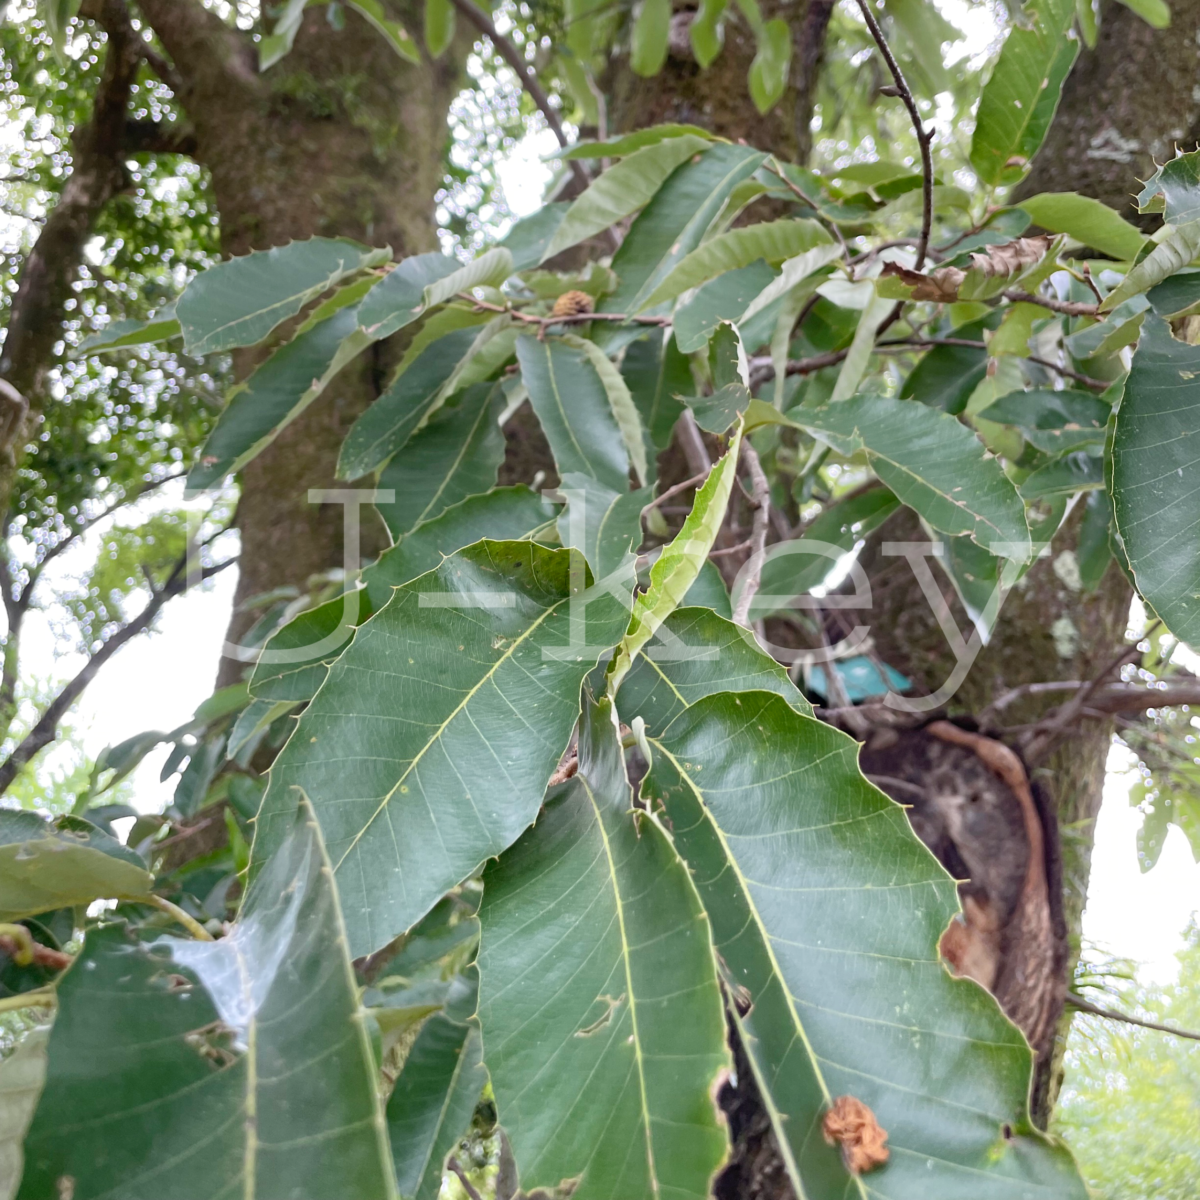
649,737 -> 870,1200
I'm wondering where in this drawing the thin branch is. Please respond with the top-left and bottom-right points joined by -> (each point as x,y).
444,0 -> 589,193
875,337 -> 1110,390
144,893 -> 215,941
641,469 -> 711,515
0,989 -> 56,1015
0,555 -> 237,795
447,1159 -> 485,1200
1003,289 -> 1099,318
764,159 -> 849,259
1024,638 -> 1150,762
731,441 -> 770,627
852,0 -> 934,271
677,411 -> 713,478
456,294 -> 670,329
1067,993 -> 1200,1042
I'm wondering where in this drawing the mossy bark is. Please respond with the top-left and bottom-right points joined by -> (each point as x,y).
137,0 -> 465,681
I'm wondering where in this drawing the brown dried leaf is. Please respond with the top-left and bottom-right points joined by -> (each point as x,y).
822,1095 -> 890,1176
879,261 -> 963,304
964,234 -> 1054,283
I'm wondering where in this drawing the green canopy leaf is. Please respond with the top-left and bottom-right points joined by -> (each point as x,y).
643,692 -> 1088,1198
1102,221 -> 1200,311
617,606 -> 810,734
0,810 -> 152,921
18,799 -> 397,1200
376,383 -> 506,539
478,694 -> 730,1200
0,1030 -> 46,1200
188,304 -> 370,491
771,396 -> 1032,559
253,540 -> 631,957
621,331 -> 690,450
75,305 -> 180,355
541,135 -> 711,262
969,0 -> 1078,187
638,218 -> 833,310
249,487 -> 558,706
357,252 -> 463,339
516,334 -> 631,491
609,420 -> 743,690
1016,192 -> 1146,259
1111,316 -> 1200,644
177,237 -> 389,356
339,323 -> 501,481
555,472 -> 651,580
602,144 -> 769,318
387,974 -> 486,1200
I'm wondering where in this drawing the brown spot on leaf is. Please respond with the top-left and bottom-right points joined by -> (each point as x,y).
822,1095 -> 889,1176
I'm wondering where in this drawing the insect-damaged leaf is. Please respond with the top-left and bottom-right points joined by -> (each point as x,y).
478,695 -> 729,1200
253,540 -> 631,958
642,691 -> 1089,1199
18,799 -> 396,1200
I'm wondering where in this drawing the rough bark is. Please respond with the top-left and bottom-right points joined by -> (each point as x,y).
1018,0 -> 1200,221
135,0 -> 465,681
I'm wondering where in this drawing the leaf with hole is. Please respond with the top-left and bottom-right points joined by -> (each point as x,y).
18,798 -> 396,1200
642,691 -> 1088,1198
478,694 -> 730,1200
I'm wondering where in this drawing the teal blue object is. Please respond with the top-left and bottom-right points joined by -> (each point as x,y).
806,655 -> 911,702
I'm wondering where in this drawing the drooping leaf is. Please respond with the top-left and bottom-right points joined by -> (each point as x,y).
0,1030 -> 46,1200
563,334 -> 649,484
376,383 -> 506,539
764,396 -> 1031,558
630,0 -> 671,75
258,0 -> 309,68
748,486 -> 901,620
75,304 -> 180,355
690,0 -> 728,65
19,799 -> 397,1200
387,976 -> 486,1200
357,252 -> 464,339
516,334 -> 631,491
177,237 -> 389,356
188,304 -> 370,491
643,692 -> 1089,1198
602,144 -> 769,319
422,247 -> 513,310
1111,316 -> 1200,644
424,0 -> 455,56
1016,192 -> 1147,259
621,331 -> 690,450
969,0 -> 1079,186
638,219 -> 832,311
1115,0 -> 1171,26
747,17 -> 791,113
0,810 -> 152,921
339,323 -> 501,480
478,695 -> 730,1200
249,487 -> 558,706
608,420 -> 743,690
556,472 -> 651,581
617,606 -> 809,734
1101,220 -> 1200,311
253,541 -> 631,958
347,0 -> 421,62
541,135 -> 711,262
1147,268 -> 1200,318
830,294 -> 894,402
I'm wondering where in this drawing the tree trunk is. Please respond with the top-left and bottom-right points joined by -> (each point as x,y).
1018,0 -> 1200,220
136,0 -> 464,681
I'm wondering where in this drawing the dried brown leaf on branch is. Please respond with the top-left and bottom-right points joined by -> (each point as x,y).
880,235 -> 1054,303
